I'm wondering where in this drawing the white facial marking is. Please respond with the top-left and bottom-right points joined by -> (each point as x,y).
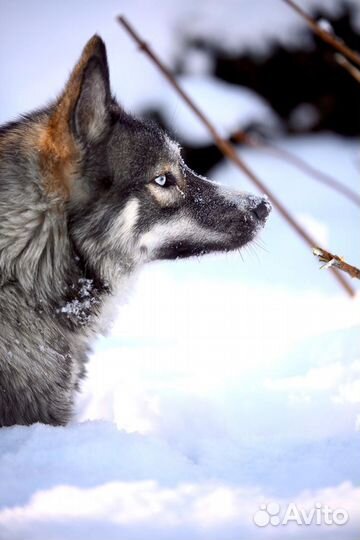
110,198 -> 140,251
138,214 -> 227,261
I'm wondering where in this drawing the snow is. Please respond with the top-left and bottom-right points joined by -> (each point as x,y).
58,279 -> 98,325
317,18 -> 334,35
1,134 -> 359,540
1,0 -> 359,123
180,0 -> 348,54
156,75 -> 279,145
288,102 -> 320,131
0,1 -> 360,539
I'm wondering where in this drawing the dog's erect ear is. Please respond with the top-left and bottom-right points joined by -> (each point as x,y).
54,35 -> 111,143
73,45 -> 111,142
39,36 -> 111,199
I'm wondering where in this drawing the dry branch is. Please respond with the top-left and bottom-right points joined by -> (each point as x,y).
282,0 -> 360,68
313,248 -> 360,280
335,54 -> 360,84
117,15 -> 356,298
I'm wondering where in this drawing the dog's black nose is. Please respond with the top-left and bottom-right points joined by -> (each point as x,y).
253,200 -> 271,220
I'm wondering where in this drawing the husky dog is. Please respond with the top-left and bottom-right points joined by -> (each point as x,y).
0,36 -> 270,426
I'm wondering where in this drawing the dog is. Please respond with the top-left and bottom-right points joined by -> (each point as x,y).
0,36 -> 271,426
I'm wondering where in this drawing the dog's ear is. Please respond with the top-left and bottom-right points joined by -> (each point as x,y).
73,42 -> 111,142
54,35 -> 111,143
39,36 -> 111,199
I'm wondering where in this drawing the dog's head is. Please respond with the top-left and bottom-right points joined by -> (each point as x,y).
44,36 -> 271,281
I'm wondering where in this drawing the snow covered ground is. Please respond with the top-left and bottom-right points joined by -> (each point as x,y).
1,1 -> 360,539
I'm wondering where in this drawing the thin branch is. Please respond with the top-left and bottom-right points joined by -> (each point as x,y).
335,53 -> 360,84
282,0 -> 360,68
233,132 -> 360,208
313,247 -> 360,280
117,15 -> 356,298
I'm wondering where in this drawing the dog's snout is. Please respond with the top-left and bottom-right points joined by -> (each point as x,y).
252,200 -> 271,220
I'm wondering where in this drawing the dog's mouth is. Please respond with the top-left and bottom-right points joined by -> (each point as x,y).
153,202 -> 271,262
156,240 -> 223,260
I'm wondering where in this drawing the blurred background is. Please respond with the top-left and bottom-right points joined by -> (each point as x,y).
0,1 -> 359,539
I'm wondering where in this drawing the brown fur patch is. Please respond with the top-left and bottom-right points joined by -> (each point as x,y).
37,123 -> 79,199
147,163 -> 187,207
37,36 -> 104,198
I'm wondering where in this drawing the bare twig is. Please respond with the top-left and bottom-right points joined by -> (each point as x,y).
282,0 -> 360,68
335,53 -> 360,84
233,132 -> 360,208
313,247 -> 360,280
117,15 -> 356,298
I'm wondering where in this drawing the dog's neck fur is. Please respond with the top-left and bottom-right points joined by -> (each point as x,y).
0,114 -> 117,332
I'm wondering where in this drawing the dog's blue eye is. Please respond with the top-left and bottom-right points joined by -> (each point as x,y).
154,175 -> 167,187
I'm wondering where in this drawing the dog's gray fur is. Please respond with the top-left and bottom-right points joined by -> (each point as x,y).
0,36 -> 271,426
